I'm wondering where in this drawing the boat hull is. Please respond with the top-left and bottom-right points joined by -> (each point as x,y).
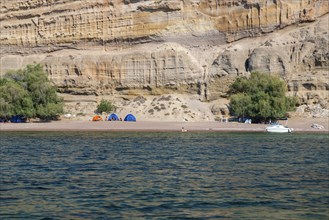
266,125 -> 293,133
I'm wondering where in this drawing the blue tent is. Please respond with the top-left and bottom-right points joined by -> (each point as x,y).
10,115 -> 27,123
124,114 -> 136,122
108,113 -> 120,121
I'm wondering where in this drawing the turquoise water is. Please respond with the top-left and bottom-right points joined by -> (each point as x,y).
0,132 -> 328,219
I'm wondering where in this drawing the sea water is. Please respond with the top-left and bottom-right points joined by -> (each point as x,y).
0,132 -> 328,219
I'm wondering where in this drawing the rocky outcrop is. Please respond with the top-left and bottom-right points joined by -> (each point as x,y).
40,43 -> 203,95
208,14 -> 328,108
0,0 -> 328,119
247,16 -> 329,107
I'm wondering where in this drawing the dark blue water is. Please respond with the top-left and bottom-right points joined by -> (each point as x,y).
0,132 -> 328,219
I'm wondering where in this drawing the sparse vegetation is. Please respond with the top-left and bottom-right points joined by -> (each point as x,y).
154,106 -> 161,111
96,99 -> 116,114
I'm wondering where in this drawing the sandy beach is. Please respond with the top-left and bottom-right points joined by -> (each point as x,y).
0,117 -> 328,133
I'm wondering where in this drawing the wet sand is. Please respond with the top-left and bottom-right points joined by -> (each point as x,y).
1,117 -> 328,133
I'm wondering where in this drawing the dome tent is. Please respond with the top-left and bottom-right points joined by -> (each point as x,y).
108,113 -> 120,121
124,114 -> 136,122
92,115 -> 103,121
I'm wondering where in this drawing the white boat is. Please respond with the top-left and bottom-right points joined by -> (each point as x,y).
266,124 -> 293,133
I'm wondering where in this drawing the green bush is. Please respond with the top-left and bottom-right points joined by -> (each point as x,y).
96,99 -> 116,114
0,64 -> 63,120
229,72 -> 296,122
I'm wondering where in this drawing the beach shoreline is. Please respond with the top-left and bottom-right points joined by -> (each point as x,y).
1,117 -> 328,133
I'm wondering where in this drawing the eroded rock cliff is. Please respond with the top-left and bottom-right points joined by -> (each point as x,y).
1,0 -> 328,120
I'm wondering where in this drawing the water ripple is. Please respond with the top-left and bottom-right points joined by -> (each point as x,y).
0,132 -> 328,219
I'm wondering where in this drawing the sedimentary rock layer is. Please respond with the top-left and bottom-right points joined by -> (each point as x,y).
1,0 -> 327,54
0,0 -> 328,113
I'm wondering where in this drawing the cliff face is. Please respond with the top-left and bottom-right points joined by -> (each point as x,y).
0,0 -> 328,119
1,0 -> 327,51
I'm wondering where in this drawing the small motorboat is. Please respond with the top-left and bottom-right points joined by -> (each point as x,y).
266,123 -> 293,133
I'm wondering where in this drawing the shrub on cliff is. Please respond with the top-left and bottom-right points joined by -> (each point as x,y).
96,99 -> 116,114
0,64 -> 63,120
229,72 -> 296,122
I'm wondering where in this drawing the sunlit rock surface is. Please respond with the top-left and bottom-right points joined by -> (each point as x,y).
0,0 -> 328,119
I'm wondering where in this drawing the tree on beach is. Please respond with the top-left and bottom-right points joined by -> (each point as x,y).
0,79 -> 34,118
0,64 -> 63,120
228,72 -> 296,122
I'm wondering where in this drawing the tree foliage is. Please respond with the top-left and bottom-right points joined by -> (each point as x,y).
96,99 -> 116,114
229,72 -> 296,122
0,64 -> 63,120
